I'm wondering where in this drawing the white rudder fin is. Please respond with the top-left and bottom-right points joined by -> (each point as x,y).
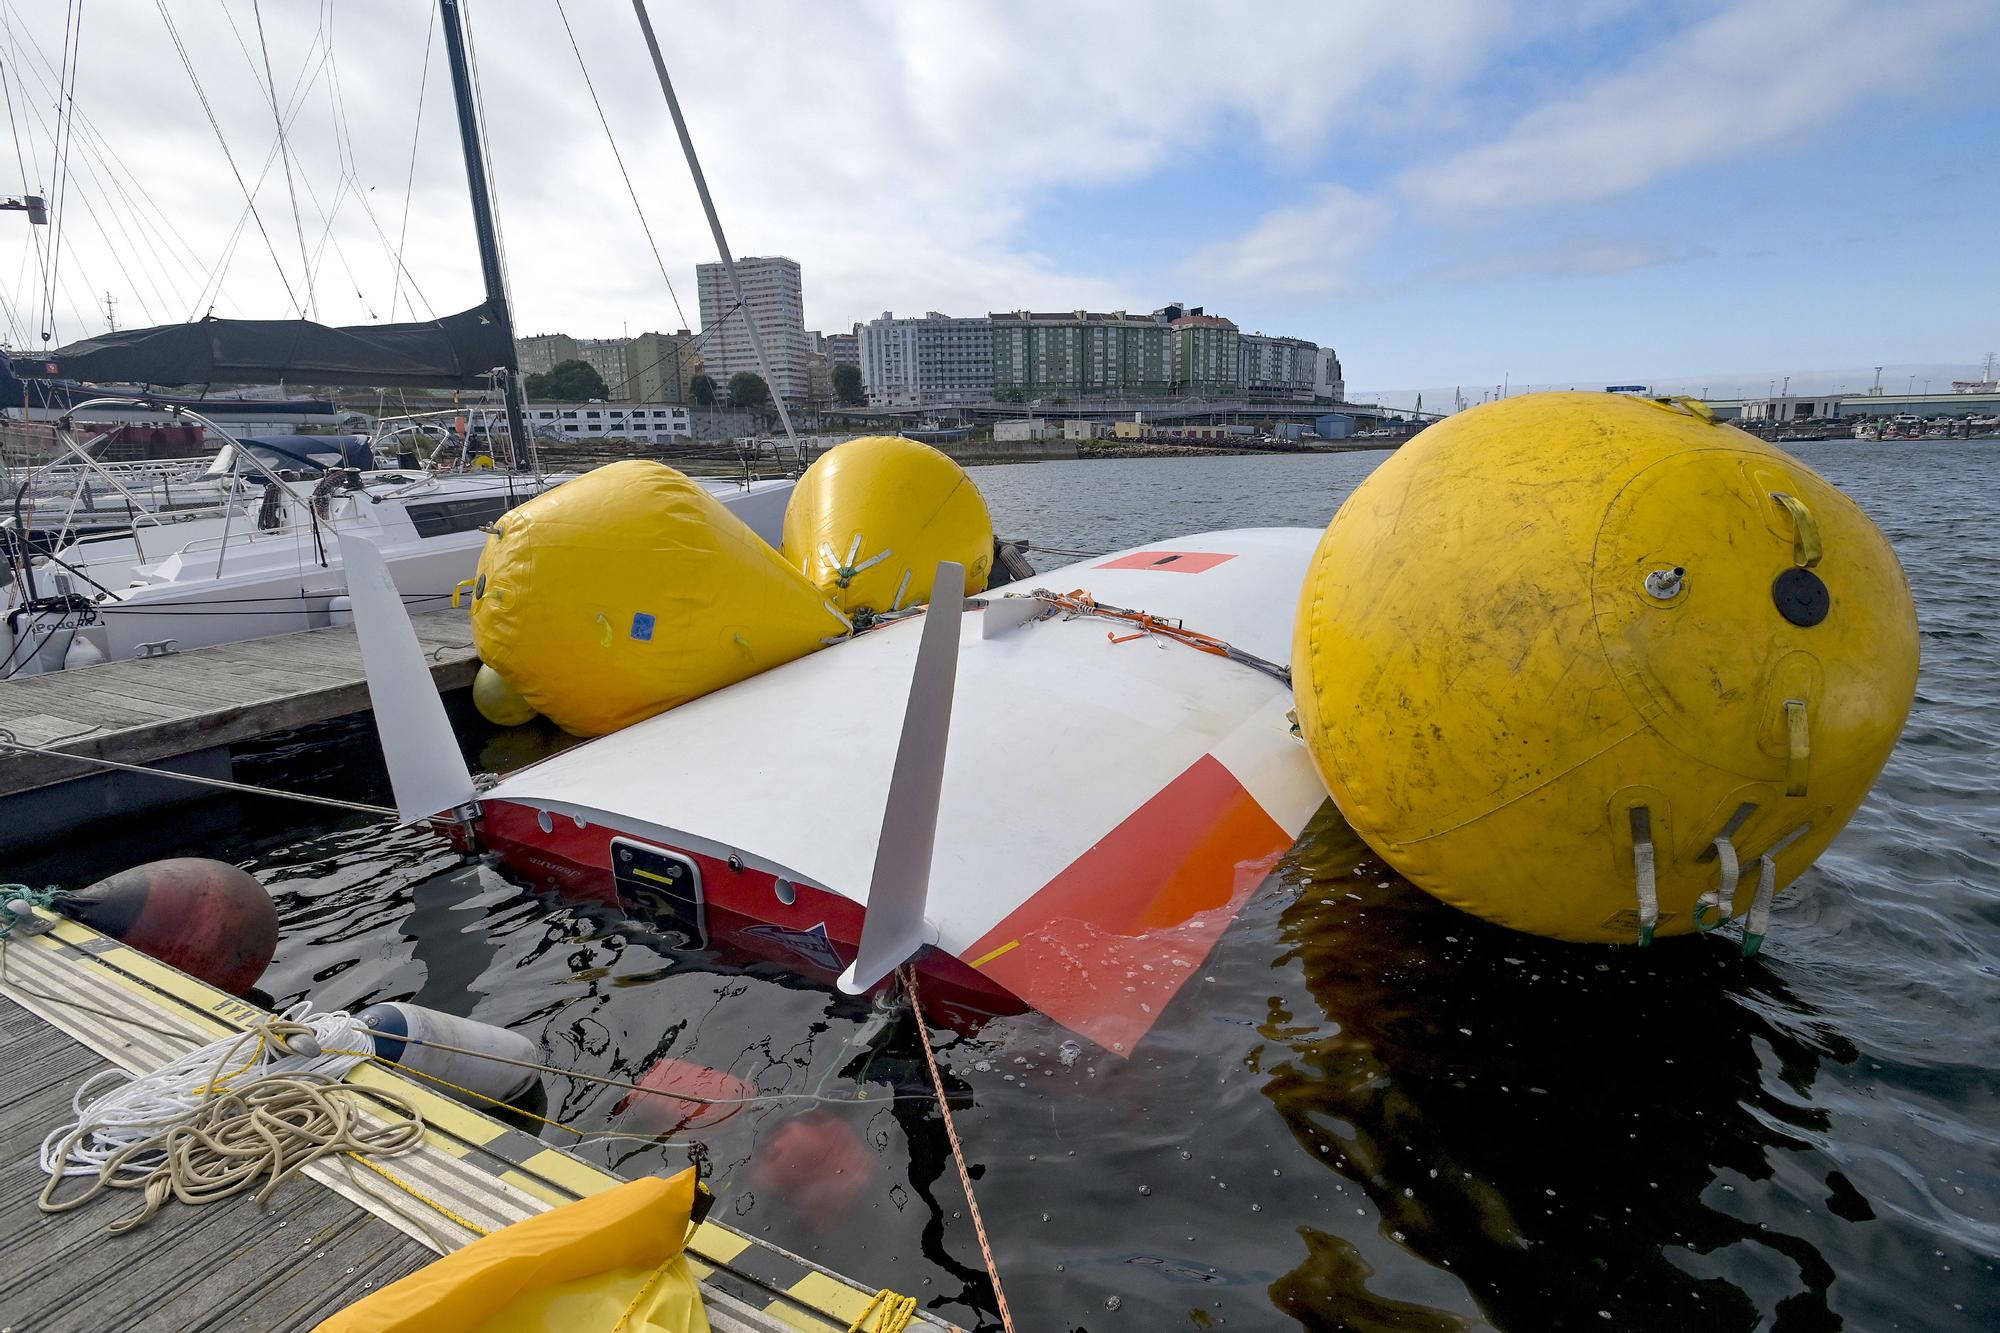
337,533 -> 476,823
838,561 -> 964,995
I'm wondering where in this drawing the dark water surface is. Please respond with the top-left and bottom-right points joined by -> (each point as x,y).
38,442 -> 1997,1330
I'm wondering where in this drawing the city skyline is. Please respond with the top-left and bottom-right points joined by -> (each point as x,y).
0,2 -> 1993,397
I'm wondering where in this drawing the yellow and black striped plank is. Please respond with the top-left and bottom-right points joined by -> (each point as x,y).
0,912 -> 957,1331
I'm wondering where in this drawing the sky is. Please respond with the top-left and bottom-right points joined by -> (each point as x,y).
0,0 -> 1995,404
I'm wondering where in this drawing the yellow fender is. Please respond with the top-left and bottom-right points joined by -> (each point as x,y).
1292,392 -> 1918,945
314,1171 -> 708,1332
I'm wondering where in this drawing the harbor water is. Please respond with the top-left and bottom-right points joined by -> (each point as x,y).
21,441 -> 1996,1330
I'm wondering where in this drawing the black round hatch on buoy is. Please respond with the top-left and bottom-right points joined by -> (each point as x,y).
1773,567 -> 1831,627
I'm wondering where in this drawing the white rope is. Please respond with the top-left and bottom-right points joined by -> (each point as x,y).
38,1002 -> 371,1184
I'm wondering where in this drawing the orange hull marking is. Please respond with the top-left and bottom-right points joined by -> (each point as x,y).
1094,550 -> 1237,574
962,753 -> 1290,1055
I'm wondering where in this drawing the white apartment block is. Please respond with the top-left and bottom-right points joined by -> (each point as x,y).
1314,347 -> 1345,403
527,402 -> 693,444
858,311 -> 994,406
696,256 -> 808,405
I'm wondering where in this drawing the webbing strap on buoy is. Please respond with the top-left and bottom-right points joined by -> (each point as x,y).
1694,835 -> 1740,932
1628,810 -> 1658,947
1741,822 -> 1813,957
821,535 -> 892,591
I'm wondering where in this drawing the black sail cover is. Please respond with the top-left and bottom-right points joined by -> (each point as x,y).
15,301 -> 514,390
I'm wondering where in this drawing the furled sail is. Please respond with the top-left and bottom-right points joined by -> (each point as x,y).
13,300 -> 513,390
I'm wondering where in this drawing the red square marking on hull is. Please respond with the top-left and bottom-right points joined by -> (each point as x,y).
1096,550 -> 1237,574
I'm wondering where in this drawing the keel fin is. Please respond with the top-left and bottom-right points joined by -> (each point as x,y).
337,534 -> 476,823
838,561 -> 964,995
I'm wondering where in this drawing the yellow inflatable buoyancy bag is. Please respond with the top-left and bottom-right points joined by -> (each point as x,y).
471,460 -> 847,737
1292,392 -> 1918,946
314,1171 -> 707,1333
782,435 -> 993,617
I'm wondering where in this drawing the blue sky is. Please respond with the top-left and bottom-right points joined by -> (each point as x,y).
6,0 -> 1996,399
1004,2 -> 2000,399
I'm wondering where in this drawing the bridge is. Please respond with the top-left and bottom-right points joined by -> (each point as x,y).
811,397 -> 1445,431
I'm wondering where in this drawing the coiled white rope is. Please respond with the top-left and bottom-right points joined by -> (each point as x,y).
37,1003 -> 424,1233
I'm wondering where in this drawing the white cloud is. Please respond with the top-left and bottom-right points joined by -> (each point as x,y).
0,0 -> 1508,345
1398,0 -> 1992,213
1179,186 -> 1395,299
1418,237 -> 1713,286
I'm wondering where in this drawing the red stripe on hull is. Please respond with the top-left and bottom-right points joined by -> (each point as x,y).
477,800 -> 1024,1028
960,752 -> 1291,1055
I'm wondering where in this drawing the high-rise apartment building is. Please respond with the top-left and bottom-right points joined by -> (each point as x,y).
858,312 -> 994,406
1239,333 -> 1319,401
824,331 -> 860,370
624,330 -> 698,405
695,256 -> 808,405
1172,314 -> 1242,396
990,311 -> 1171,401
516,334 -> 581,377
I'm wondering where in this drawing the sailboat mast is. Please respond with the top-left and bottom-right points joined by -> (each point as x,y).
436,0 -> 534,471
631,0 -> 801,451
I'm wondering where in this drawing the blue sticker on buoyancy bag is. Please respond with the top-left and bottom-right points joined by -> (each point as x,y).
631,612 -> 656,641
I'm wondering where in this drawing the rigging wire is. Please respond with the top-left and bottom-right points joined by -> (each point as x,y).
152,0 -> 300,316
0,4 -> 46,345
211,0 -> 428,324
247,0 -> 316,320
551,0 -> 697,340
0,3 -> 214,315
187,11 -> 347,320
388,3 -> 436,324
316,0 -> 376,317
38,0 -> 83,344
458,0 -> 513,313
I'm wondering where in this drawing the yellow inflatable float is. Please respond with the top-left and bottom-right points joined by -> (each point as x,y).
472,663 -> 537,727
470,461 -> 845,737
782,435 -> 993,618
1293,392 -> 1918,948
315,1172 -> 706,1332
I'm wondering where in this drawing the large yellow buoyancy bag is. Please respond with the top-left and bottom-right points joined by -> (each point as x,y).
782,435 -> 993,617
471,461 -> 846,737
1292,392 -> 1918,946
314,1171 -> 707,1333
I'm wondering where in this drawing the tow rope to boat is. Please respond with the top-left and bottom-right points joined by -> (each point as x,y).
1028,588 -> 1292,686
902,964 -> 1017,1333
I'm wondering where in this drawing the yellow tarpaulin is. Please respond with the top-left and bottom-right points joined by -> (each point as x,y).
315,1171 -> 708,1333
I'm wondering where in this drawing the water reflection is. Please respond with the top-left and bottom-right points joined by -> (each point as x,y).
1261,806 -> 1852,1329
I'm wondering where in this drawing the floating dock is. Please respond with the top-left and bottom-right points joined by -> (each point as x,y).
0,912 -> 955,1331
0,609 -> 479,850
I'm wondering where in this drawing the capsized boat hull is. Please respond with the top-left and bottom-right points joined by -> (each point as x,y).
477,528 -> 1329,1052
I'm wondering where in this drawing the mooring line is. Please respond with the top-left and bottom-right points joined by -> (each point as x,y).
0,733 -> 397,817
901,964 -> 1015,1333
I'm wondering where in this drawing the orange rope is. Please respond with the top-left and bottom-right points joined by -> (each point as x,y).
901,965 -> 1015,1333
1044,588 -> 1241,661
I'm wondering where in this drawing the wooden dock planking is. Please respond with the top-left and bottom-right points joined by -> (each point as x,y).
0,608 -> 480,799
0,919 -> 958,1333
0,992 -> 433,1332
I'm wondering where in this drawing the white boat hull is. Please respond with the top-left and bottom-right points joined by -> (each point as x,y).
474,528 -> 1327,1052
